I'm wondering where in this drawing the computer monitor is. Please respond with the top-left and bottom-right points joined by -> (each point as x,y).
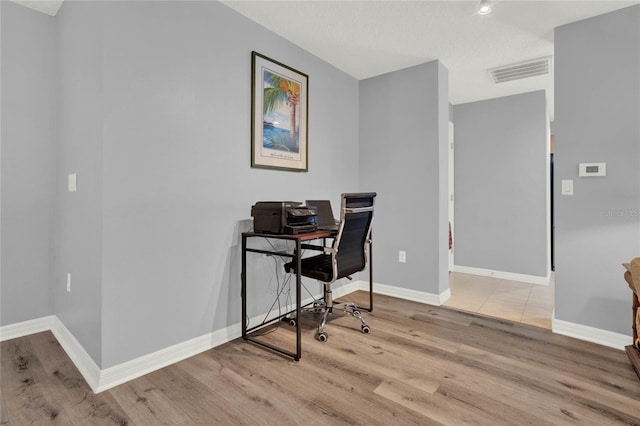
306,200 -> 337,229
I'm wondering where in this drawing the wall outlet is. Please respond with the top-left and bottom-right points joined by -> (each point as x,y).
399,250 -> 407,263
66,273 -> 71,292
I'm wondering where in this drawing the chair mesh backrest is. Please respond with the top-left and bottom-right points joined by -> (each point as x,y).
334,193 -> 376,279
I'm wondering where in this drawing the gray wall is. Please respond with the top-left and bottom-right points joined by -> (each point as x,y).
0,0 -> 2,332
1,2 -> 56,325
54,1 -> 105,366
59,1 -> 359,368
554,6 -> 640,334
0,0 -> 360,368
453,91 -> 549,277
359,61 -> 450,295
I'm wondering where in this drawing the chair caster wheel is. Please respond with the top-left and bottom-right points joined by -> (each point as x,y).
361,325 -> 371,334
281,317 -> 296,327
318,332 -> 328,342
353,310 -> 361,316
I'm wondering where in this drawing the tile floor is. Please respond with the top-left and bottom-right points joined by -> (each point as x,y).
444,272 -> 555,329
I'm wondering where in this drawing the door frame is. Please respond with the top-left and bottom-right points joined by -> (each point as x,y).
449,121 -> 454,272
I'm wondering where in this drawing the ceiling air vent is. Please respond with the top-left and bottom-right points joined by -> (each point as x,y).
488,56 -> 552,84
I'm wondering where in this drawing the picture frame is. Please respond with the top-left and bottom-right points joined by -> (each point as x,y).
251,51 -> 309,172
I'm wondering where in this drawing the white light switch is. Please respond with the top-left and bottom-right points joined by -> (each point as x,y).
561,179 -> 574,195
68,173 -> 77,192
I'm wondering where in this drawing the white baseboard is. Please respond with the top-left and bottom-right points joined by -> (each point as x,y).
0,315 -> 242,393
453,265 -> 550,286
0,281 -> 367,393
96,280 -> 368,392
0,315 -> 55,341
50,317 -> 102,391
96,323 -> 241,393
2,280 -> 627,394
364,281 -> 450,305
267,278 -> 450,307
440,288 -> 452,304
552,317 -> 630,350
0,316 -> 102,391
334,279 -> 368,298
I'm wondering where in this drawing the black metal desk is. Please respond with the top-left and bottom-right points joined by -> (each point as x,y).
241,230 -> 373,361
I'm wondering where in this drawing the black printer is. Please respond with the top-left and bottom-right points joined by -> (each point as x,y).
251,201 -> 318,234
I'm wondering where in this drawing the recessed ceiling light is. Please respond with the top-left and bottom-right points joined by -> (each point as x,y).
478,0 -> 492,15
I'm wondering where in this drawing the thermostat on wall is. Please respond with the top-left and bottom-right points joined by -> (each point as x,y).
579,162 -> 606,177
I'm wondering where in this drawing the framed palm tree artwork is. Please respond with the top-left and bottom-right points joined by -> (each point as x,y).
251,51 -> 308,172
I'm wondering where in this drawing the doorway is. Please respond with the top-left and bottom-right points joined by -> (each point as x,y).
550,134 -> 555,271
445,118 -> 554,330
448,121 -> 454,272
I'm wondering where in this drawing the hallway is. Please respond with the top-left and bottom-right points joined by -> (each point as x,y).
445,272 -> 554,329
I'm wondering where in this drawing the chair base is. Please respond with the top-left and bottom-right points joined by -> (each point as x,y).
315,300 -> 370,342
288,296 -> 370,342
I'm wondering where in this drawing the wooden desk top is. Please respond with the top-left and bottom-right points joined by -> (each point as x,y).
243,230 -> 336,241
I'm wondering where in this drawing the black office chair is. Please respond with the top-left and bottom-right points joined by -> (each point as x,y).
285,192 -> 376,342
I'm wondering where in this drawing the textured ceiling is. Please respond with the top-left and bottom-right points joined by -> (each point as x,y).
12,0 -> 640,120
12,0 -> 63,16
221,0 -> 640,120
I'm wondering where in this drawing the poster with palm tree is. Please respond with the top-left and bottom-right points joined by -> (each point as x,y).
252,51 -> 308,171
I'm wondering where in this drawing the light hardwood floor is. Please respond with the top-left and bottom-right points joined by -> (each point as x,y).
2,291 -> 639,425
445,272 -> 554,329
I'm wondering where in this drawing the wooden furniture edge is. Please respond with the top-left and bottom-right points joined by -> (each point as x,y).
625,346 -> 640,379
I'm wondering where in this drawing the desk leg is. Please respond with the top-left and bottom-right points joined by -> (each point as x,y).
241,235 -> 247,340
369,239 -> 373,312
295,238 -> 302,361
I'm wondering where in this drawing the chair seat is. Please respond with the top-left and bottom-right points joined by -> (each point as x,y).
284,254 -> 333,282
